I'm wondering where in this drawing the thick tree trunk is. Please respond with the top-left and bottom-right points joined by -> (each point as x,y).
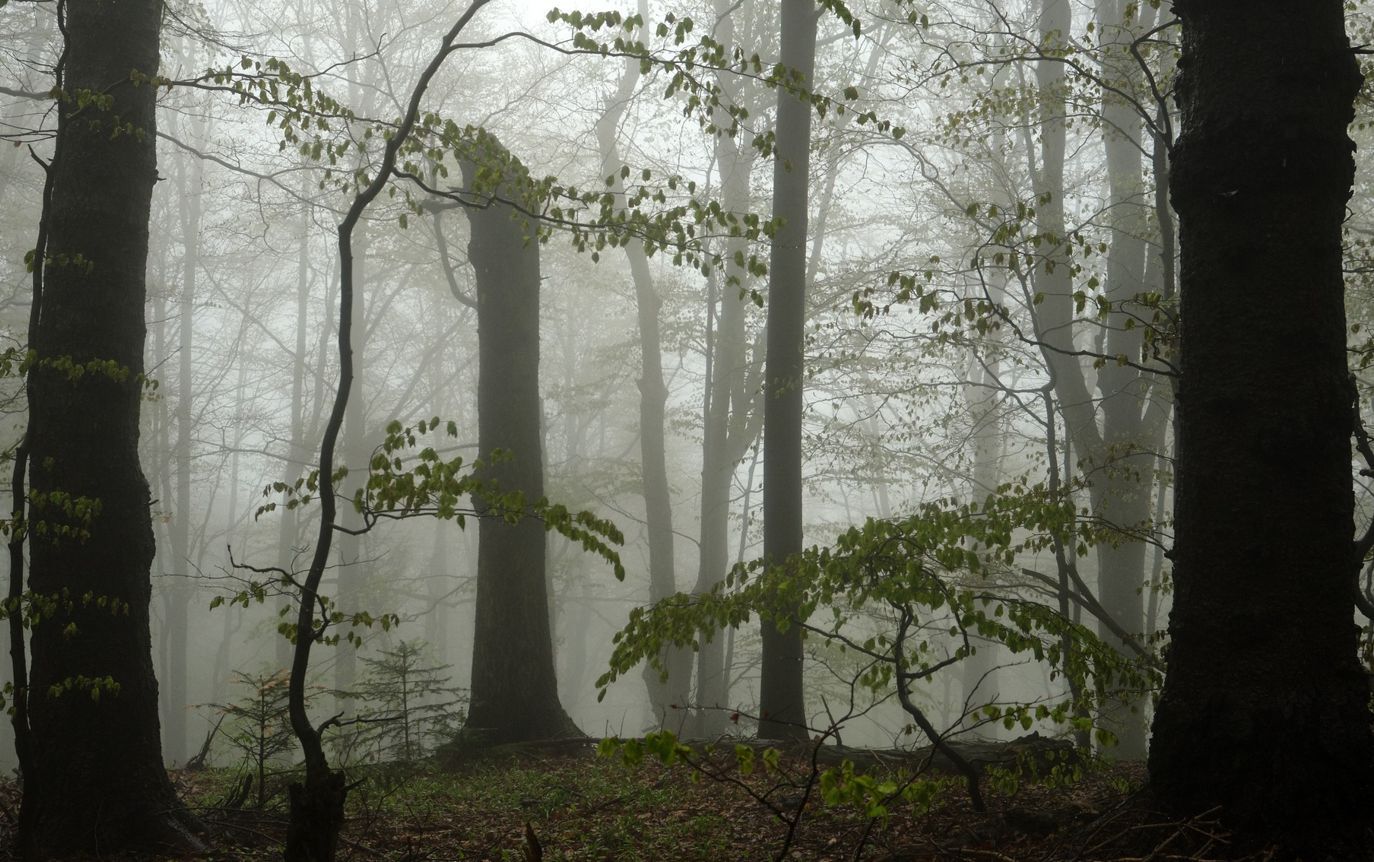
20,0 -> 197,854
285,769 -> 347,862
759,0 -> 817,741
1148,2 -> 1373,852
460,136 -> 579,743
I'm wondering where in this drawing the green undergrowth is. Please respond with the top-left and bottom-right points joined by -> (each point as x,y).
145,744 -> 1152,861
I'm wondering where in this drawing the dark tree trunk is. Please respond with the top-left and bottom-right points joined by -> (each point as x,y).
281,9 -> 490,858
759,0 -> 817,741
334,228 -> 369,704
20,0 -> 197,854
460,135 -> 579,744
285,770 -> 347,862
1148,1 -> 1373,852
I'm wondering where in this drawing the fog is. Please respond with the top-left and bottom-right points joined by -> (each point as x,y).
2,0 -> 1373,777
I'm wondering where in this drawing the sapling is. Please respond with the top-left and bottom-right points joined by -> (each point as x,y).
341,639 -> 466,763
214,669 -> 296,808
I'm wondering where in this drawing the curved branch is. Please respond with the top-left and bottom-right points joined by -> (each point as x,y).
287,0 -> 492,778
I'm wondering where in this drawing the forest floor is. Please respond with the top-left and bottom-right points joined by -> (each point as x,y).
0,742 -> 1267,860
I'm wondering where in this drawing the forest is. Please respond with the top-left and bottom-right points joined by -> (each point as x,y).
0,0 -> 1372,859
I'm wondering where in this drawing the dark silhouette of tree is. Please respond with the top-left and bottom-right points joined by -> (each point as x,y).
759,0 -> 818,741
1149,1 -> 1374,853
19,0 -> 199,854
458,133 -> 580,744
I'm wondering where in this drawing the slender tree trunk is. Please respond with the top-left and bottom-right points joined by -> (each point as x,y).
149,233 -> 176,744
960,345 -> 1004,724
333,1 -> 376,704
593,12 -> 692,725
20,0 -> 199,852
278,185 -> 314,669
459,135 -> 579,743
759,0 -> 817,741
1082,0 -> 1159,760
7,100 -> 56,797
1030,0 -> 1164,757
1148,3 -> 1373,852
281,9 -> 493,856
692,1 -> 766,734
164,121 -> 204,766
334,228 -> 369,703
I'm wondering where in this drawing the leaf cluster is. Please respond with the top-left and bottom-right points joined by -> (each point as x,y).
598,485 -> 1154,732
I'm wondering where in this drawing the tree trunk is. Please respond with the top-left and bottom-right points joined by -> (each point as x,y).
334,227 -> 369,703
282,9 -> 492,855
593,13 -> 692,726
20,0 -> 198,853
1030,0 -> 1165,757
1148,2 -> 1373,852
759,0 -> 817,741
1084,0 -> 1158,760
277,185 -> 314,670
960,343 -> 1005,725
164,121 -> 204,766
460,135 -> 579,744
690,0 -> 766,738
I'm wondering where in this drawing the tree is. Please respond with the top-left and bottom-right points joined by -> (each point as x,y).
691,0 -> 767,739
163,111 -> 206,766
281,8 -> 495,858
592,4 -> 692,725
348,640 -> 464,762
1027,0 -> 1168,757
458,133 -> 581,744
1148,1 -> 1374,852
19,0 -> 199,854
759,0 -> 819,741
217,669 -> 295,808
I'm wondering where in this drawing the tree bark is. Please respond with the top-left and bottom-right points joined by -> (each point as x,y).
759,0 -> 817,741
1148,1 -> 1373,852
460,134 -> 579,744
20,0 -> 198,853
